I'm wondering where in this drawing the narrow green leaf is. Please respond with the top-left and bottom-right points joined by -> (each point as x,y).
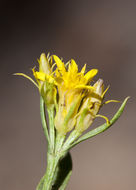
59,170 -> 72,190
70,97 -> 129,148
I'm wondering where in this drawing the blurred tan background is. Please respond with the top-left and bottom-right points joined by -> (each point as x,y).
0,0 -> 136,189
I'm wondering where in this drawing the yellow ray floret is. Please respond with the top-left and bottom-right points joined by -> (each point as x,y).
52,55 -> 98,92
84,69 -> 98,83
33,70 -> 55,84
53,55 -> 66,75
68,59 -> 78,74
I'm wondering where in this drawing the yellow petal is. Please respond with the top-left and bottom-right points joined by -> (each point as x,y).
34,71 -> 55,84
84,69 -> 98,82
81,64 -> 86,74
53,55 -> 66,74
34,71 -> 46,81
68,59 -> 78,74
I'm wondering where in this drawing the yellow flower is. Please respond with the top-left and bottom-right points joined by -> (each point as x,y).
33,53 -> 57,106
15,53 -> 57,106
15,52 -> 117,135
52,55 -> 98,134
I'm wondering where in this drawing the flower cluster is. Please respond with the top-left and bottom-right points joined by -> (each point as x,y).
15,52 -> 129,190
16,53 -> 112,135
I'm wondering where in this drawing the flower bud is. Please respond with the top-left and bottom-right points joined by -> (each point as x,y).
39,53 -> 51,74
33,53 -> 56,107
75,79 -> 104,133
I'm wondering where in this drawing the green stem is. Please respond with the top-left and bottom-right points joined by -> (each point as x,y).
62,130 -> 81,151
40,96 -> 49,143
52,152 -> 72,190
55,132 -> 66,154
47,105 -> 55,152
42,152 -> 60,190
36,151 -> 72,190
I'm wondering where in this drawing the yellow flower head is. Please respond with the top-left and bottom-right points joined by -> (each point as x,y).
15,53 -> 115,135
52,55 -> 98,134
